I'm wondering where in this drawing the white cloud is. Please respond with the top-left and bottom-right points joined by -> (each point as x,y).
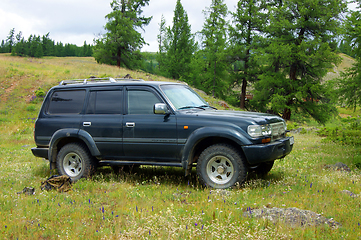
0,0 -> 354,52
0,0 -> 110,45
0,8 -> 44,40
141,0 -> 239,52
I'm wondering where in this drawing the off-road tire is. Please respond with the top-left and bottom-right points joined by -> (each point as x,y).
196,144 -> 248,189
56,142 -> 96,181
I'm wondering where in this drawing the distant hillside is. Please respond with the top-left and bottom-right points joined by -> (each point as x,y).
0,53 -> 354,112
0,54 -> 167,100
0,54 -> 230,112
323,53 -> 355,81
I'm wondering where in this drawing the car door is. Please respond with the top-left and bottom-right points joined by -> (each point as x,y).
81,87 -> 123,158
123,86 -> 179,162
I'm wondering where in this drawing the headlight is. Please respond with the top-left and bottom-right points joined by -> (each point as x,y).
247,124 -> 272,138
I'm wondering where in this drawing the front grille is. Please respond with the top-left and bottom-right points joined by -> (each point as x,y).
270,122 -> 285,140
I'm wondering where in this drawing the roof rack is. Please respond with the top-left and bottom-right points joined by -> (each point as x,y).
59,77 -> 144,85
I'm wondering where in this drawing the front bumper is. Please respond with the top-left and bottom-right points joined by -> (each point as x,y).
241,136 -> 294,165
31,147 -> 49,159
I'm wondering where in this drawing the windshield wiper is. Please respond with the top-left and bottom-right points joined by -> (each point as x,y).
178,106 -> 206,110
198,105 -> 217,110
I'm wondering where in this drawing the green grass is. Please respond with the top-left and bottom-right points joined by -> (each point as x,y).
1,133 -> 360,239
0,54 -> 360,239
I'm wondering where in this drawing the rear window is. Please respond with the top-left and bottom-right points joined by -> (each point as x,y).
47,90 -> 86,114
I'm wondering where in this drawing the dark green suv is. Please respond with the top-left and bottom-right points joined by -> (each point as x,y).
32,78 -> 294,189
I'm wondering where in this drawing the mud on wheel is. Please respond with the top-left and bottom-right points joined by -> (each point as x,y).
56,142 -> 97,181
196,144 -> 248,189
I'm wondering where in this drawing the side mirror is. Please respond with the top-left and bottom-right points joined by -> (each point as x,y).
154,103 -> 170,115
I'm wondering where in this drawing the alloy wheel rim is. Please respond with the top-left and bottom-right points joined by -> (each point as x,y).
206,155 -> 234,185
63,152 -> 82,177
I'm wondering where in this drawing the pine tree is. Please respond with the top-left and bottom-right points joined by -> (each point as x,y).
200,0 -> 229,98
42,33 -> 54,56
336,2 -> 361,111
156,15 -> 169,76
29,35 -> 43,58
82,41 -> 93,57
337,61 -> 361,111
6,28 -> 16,53
229,0 -> 268,109
12,31 -> 25,56
93,0 -> 152,69
252,0 -> 347,123
166,0 -> 195,80
0,40 -> 6,53
55,42 -> 65,57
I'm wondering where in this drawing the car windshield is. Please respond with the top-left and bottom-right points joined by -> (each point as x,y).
160,84 -> 208,110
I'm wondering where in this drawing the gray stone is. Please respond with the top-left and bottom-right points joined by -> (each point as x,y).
243,207 -> 341,228
17,187 -> 35,195
325,162 -> 351,172
340,190 -> 358,198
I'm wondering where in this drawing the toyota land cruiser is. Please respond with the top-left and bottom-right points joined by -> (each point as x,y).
31,78 -> 294,189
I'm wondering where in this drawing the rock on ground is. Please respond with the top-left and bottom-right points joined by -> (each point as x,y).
324,162 -> 351,172
243,207 -> 341,228
340,190 -> 358,198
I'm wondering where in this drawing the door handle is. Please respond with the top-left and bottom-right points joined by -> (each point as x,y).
83,122 -> 91,127
126,122 -> 135,128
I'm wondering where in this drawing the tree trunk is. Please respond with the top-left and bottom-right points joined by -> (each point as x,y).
240,78 -> 247,109
282,26 -> 305,119
117,49 -> 121,68
213,60 -> 216,97
240,4 -> 253,110
240,48 -> 250,109
282,107 -> 291,120
284,63 -> 297,120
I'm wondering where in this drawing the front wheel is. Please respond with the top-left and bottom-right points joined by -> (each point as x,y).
56,143 -> 96,181
196,144 -> 248,189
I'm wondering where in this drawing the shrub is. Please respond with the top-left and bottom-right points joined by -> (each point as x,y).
353,154 -> 361,169
286,121 -> 299,131
318,117 -> 361,144
26,105 -> 36,112
317,117 -> 361,169
35,88 -> 46,97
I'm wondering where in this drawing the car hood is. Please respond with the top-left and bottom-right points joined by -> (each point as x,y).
178,109 -> 283,125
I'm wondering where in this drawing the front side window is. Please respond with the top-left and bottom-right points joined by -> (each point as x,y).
86,90 -> 122,114
47,90 -> 86,114
127,89 -> 161,114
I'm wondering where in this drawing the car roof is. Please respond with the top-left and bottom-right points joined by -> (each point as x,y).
52,78 -> 186,90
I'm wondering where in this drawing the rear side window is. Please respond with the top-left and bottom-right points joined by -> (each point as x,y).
47,90 -> 86,114
86,90 -> 122,114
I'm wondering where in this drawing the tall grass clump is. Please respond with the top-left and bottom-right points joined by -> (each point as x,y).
317,116 -> 361,169
318,117 -> 361,145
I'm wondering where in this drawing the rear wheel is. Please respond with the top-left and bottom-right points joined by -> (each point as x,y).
56,143 -> 96,181
196,144 -> 248,189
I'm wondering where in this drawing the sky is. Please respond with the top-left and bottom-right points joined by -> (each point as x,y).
0,0 -> 239,52
0,0 -> 356,53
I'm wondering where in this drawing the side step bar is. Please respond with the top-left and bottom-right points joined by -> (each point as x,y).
99,160 -> 184,168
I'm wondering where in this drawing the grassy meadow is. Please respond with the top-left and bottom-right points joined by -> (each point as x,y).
0,54 -> 360,239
